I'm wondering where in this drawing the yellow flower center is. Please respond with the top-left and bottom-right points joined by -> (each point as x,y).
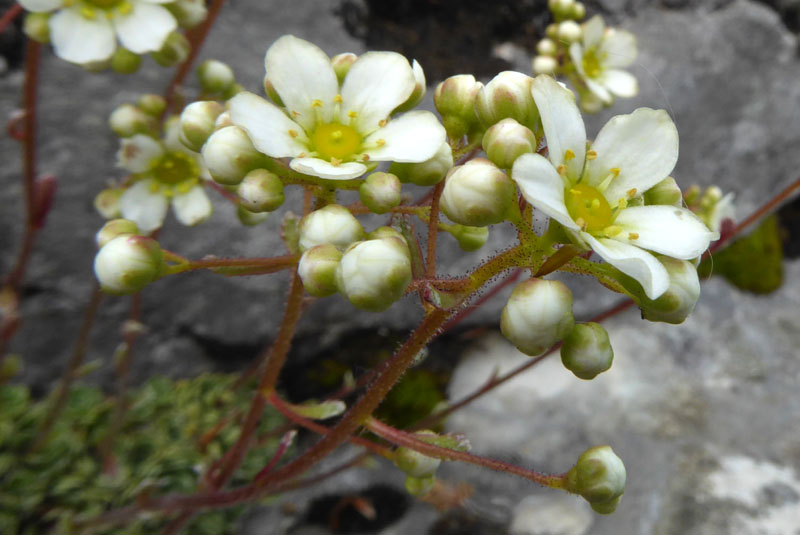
85,0 -> 123,9
311,123 -> 361,161
152,151 -> 200,186
582,48 -> 603,79
565,183 -> 613,232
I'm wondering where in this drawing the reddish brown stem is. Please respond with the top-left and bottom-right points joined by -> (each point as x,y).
426,182 -> 445,278
0,4 -> 22,34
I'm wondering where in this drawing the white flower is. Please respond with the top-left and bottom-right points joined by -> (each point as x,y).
228,35 -> 446,180
19,0 -> 177,65
569,15 -> 638,105
511,76 -> 718,299
117,117 -> 212,233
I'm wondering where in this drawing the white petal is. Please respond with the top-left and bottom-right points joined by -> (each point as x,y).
583,234 -> 670,299
340,51 -> 416,134
599,29 -> 637,68
162,116 -> 183,152
18,0 -> 62,12
120,180 -> 169,233
229,91 -> 308,158
530,75 -> 586,180
117,134 -> 164,173
601,69 -> 638,98
613,205 -> 718,259
583,15 -> 605,49
569,42 -> 586,77
265,35 -> 338,133
290,157 -> 366,180
172,185 -> 212,226
511,153 -> 579,231
139,0 -> 174,3
585,77 -> 613,104
113,2 -> 176,54
50,8 -> 115,64
586,108 -> 678,203
361,111 -> 445,163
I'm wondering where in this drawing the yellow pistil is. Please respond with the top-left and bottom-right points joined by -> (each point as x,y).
152,151 -> 200,186
311,122 -> 361,161
565,183 -> 613,233
582,48 -> 603,79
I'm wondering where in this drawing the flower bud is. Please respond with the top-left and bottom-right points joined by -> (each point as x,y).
196,59 -> 235,94
201,126 -> 264,185
549,0 -> 574,13
394,432 -> 441,478
23,12 -> 50,43
501,278 -> 575,356
109,104 -> 155,138
536,38 -> 557,56
297,244 -> 343,297
299,204 -> 365,252
566,446 -> 626,514
532,55 -> 558,75
96,219 -> 140,248
474,71 -> 539,130
440,158 -> 516,227
331,52 -> 358,84
151,32 -> 190,67
236,204 -> 269,226
94,235 -> 163,295
368,226 -> 407,243
560,322 -> 613,380
390,142 -> 453,186
263,76 -> 284,107
450,225 -> 489,252
644,177 -> 682,207
94,188 -> 123,219
336,237 -> 412,311
545,23 -> 559,39
215,110 -> 233,130
558,20 -> 582,43
482,118 -> 537,169
110,47 -> 141,74
634,257 -> 701,325
404,475 -> 435,497
237,169 -> 284,213
571,2 -> 586,19
434,74 -> 481,139
136,94 -> 167,117
359,172 -> 402,214
166,0 -> 207,28
179,101 -> 225,152
394,59 -> 426,113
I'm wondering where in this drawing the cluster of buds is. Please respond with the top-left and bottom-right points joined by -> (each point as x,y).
391,431 -> 471,496
93,220 -> 164,295
684,184 -> 736,234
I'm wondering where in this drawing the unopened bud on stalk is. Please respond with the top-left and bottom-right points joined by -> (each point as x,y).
23,12 -> 50,43
297,244 -> 343,297
109,47 -> 141,74
571,2 -> 586,19
215,110 -> 233,130
394,60 -> 427,113
201,126 -> 264,185
331,52 -> 358,84
440,158 -> 516,227
359,172 -> 402,214
549,0 -> 575,12
151,32 -> 190,67
94,235 -> 163,295
236,205 -> 269,226
434,74 -> 481,139
546,23 -> 559,39
561,322 -> 614,380
450,225 -> 489,252
180,101 -> 225,152
96,219 -> 140,248
566,446 -> 626,514
298,204 -> 365,252
237,169 -> 285,213
196,59 -> 235,94
404,475 -> 435,497
536,38 -> 557,56
109,104 -> 154,138
644,177 -> 682,207
482,118 -> 537,169
532,55 -> 558,75
474,71 -> 539,130
394,431 -> 442,478
390,142 -> 453,186
166,0 -> 207,28
94,188 -> 123,219
558,20 -> 583,43
136,94 -> 166,117
630,257 -> 701,324
368,226 -> 406,243
336,237 -> 412,311
501,278 -> 575,356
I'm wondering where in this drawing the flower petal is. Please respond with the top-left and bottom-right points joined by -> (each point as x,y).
583,15 -> 605,49
582,233 -> 670,299
120,180 -> 169,233
290,157 -> 366,180
601,69 -> 638,98
511,153 -> 580,231
117,134 -> 164,173
585,77 -> 613,104
599,29 -> 637,68
361,111 -> 445,163
229,91 -> 308,158
530,75 -> 586,180
586,108 -> 678,203
113,2 -> 176,54
340,51 -> 416,134
172,185 -> 212,226
265,35 -> 338,133
18,0 -> 62,12
50,8 -> 115,64
613,205 -> 718,259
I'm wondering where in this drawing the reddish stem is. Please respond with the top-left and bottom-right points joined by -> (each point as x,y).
0,4 -> 22,34
426,182 -> 445,278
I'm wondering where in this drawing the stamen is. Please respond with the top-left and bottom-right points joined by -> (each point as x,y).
590,199 -> 601,210
288,129 -> 298,138
118,1 -> 132,15
378,119 -> 388,127
80,6 -> 96,19
297,152 -> 306,158
291,110 -> 300,118
330,157 -> 342,167
575,217 -> 587,231
348,111 -> 358,118
586,150 -> 597,160
564,149 -> 575,161
362,154 -> 370,162
628,232 -> 639,240
376,139 -> 386,147
569,188 -> 581,196
557,164 -> 567,176
597,167 -> 621,192
311,99 -> 323,108
333,94 -> 343,103
626,188 -> 637,198
616,198 -> 628,211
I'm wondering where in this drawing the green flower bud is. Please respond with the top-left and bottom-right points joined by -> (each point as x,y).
404,475 -> 435,497
501,278 -> 575,356
136,94 -> 167,117
394,59 -> 427,113
166,0 -> 207,28
110,47 -> 141,74
236,205 -> 269,226
566,445 -> 626,514
434,74 -> 481,139
545,23 -> 559,39
201,126 -> 264,185
644,177 -> 682,207
336,237 -> 412,312
23,12 -> 50,44
179,101 -> 225,152
331,52 -> 358,84
96,219 -> 140,248
560,322 -> 613,380
482,118 -> 537,169
390,142 -> 453,186
297,244 -> 343,297
298,204 -> 365,252
440,158 -> 516,227
450,225 -> 489,252
474,71 -> 539,130
151,32 -> 191,67
394,432 -> 442,478
94,188 -> 123,219
196,59 -> 235,94
109,104 -> 155,138
635,257 -> 701,325
94,235 -> 163,295
571,2 -> 586,19
359,172 -> 402,214
536,38 -> 557,56
532,55 -> 558,75
368,226 -> 406,243
237,169 -> 284,213
558,20 -> 582,43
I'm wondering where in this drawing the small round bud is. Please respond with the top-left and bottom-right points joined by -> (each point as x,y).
298,244 -> 343,297
501,278 -> 575,356
474,71 -> 539,130
560,322 -> 614,380
151,32 -> 190,67
482,118 -> 537,169
390,142 -> 453,186
263,76 -> 284,107
196,59 -> 235,94
136,94 -> 167,117
23,12 -> 50,43
331,52 -> 358,84
299,204 -> 365,252
237,169 -> 285,213
644,177 -> 683,207
532,55 -> 558,75
94,188 -> 123,219
450,225 -> 489,252
165,0 -> 207,28
434,74 -> 481,139
110,47 -> 141,74
566,446 -> 626,514
571,2 -> 586,19
549,0 -> 575,12
336,237 -> 412,312
109,104 -> 154,138
545,23 -> 559,39
636,257 -> 701,325
94,235 -> 163,295
557,20 -> 582,43
368,226 -> 406,243
215,110 -> 233,130
201,126 -> 264,185
359,172 -> 402,214
404,475 -> 435,497
96,219 -> 140,248
236,204 -> 269,226
394,434 -> 441,478
179,101 -> 225,152
536,38 -> 557,56
440,158 -> 516,227
394,59 -> 427,113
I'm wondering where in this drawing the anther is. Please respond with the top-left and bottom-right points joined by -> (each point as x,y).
378,119 -> 387,127
333,94 -> 343,103
564,149 -> 576,161
628,232 -> 639,240
376,139 -> 386,147
575,217 -> 587,231
288,129 -> 298,138
557,164 -> 567,176
626,188 -> 637,198
311,99 -> 323,108
586,150 -> 597,160
330,157 -> 342,167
